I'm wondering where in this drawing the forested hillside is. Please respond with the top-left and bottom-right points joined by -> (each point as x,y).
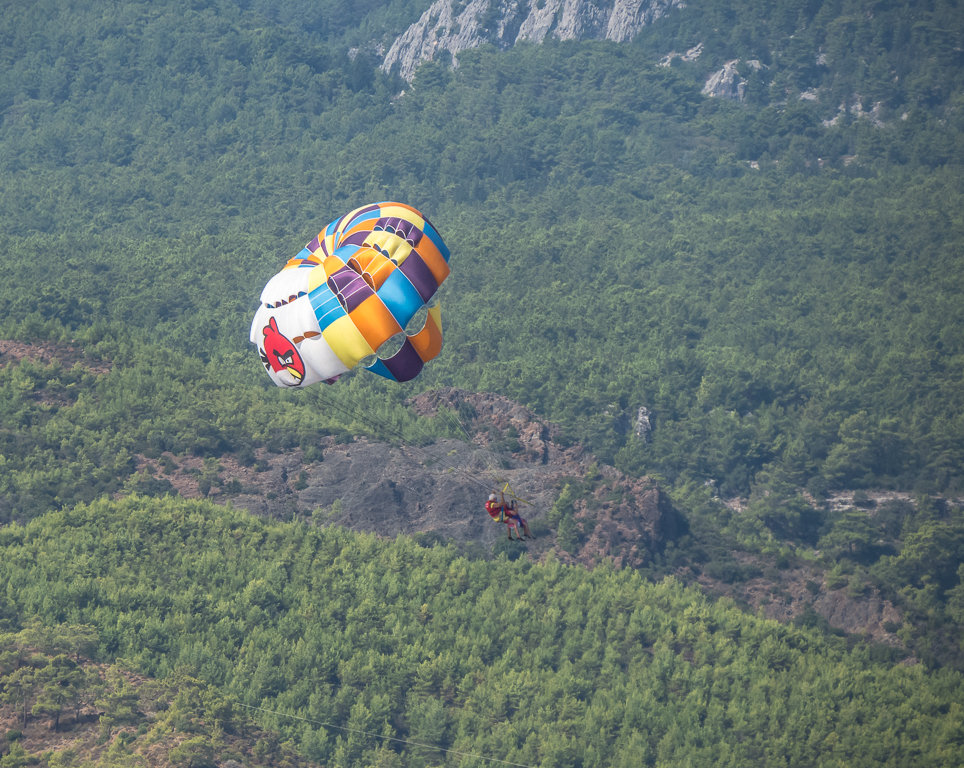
0,620 -> 315,768
1,0 -> 964,764
2,497 -> 963,766
1,0 -> 961,496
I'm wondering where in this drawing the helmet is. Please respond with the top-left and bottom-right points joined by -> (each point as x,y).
488,493 -> 497,501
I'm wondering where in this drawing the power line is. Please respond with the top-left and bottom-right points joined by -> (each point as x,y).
237,702 -> 535,768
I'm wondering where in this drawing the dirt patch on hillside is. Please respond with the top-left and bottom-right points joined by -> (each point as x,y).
130,388 -> 683,567
0,339 -> 111,375
692,552 -> 903,646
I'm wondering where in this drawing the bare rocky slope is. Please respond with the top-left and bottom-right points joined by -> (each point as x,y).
379,0 -> 766,102
145,387 -> 684,568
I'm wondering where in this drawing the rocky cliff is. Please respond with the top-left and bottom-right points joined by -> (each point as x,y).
382,0 -> 768,103
382,0 -> 685,80
139,387 -> 683,568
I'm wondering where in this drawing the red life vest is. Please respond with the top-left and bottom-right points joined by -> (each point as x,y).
485,500 -> 507,523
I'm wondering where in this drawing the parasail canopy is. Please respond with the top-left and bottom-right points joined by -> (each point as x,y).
250,202 -> 450,386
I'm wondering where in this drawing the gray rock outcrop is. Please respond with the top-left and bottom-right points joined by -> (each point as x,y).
634,405 -> 653,441
702,59 -> 766,101
171,387 -> 684,565
382,0 -> 686,80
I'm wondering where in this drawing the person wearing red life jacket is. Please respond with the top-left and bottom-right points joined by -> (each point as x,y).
485,492 -> 532,541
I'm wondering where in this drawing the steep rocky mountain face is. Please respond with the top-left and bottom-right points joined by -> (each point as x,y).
381,0 -> 685,80
381,0 -> 773,103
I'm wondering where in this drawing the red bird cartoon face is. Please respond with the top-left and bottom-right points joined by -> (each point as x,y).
260,317 -> 306,386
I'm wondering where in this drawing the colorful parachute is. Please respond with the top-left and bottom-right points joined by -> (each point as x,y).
250,202 -> 450,386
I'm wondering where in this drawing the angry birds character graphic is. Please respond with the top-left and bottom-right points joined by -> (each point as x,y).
260,317 -> 305,386
250,202 -> 450,387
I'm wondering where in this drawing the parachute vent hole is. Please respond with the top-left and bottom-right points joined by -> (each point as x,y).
404,306 -> 429,336
376,333 -> 407,360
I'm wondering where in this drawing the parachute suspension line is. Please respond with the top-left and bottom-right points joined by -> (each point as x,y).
237,703 -> 535,768
303,388 -> 445,505
398,387 -> 508,495
309,384 -> 496,495
436,388 -> 506,487
383,386 -> 514,501
431,390 -> 475,445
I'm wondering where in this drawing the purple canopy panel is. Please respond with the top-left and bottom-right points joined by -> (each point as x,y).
327,266 -> 373,313
397,252 -> 438,302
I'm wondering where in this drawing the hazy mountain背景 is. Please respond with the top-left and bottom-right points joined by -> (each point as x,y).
1,0 -> 963,765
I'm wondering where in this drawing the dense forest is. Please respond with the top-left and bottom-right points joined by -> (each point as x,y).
1,0 -> 961,498
1,619 -> 314,767
1,0 -> 963,764
2,496 -> 964,766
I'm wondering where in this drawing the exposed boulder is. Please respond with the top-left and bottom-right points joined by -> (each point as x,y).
634,405 -> 653,441
660,41 -> 703,66
567,468 -> 684,569
702,58 -> 765,100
